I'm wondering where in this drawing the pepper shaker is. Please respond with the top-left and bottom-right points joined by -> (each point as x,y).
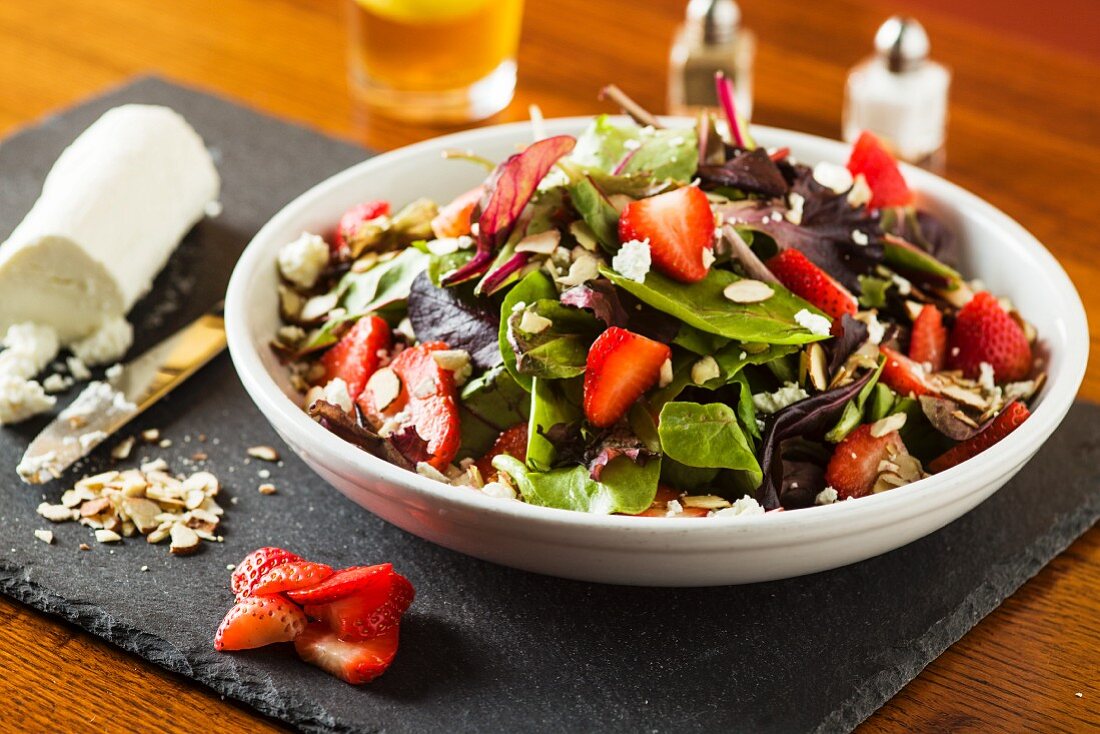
668,0 -> 755,119
843,16 -> 951,166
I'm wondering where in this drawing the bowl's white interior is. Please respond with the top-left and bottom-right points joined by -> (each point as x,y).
227,118 -> 1088,539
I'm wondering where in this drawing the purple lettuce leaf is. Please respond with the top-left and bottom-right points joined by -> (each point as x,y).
560,282 -> 630,327
308,401 -> 413,471
756,369 -> 876,509
698,148 -> 789,197
408,271 -> 502,369
479,251 -> 532,296
443,135 -> 576,286
826,314 -> 870,375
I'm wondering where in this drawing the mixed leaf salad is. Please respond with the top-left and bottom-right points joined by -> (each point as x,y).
272,79 -> 1043,518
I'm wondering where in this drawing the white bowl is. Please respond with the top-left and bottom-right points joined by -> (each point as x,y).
225,118 -> 1088,586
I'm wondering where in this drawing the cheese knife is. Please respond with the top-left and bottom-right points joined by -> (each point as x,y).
17,307 -> 227,484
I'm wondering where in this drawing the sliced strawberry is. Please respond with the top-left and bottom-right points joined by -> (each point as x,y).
286,563 -> 394,606
295,622 -> 400,685
881,346 -> 940,398
214,595 -> 307,651
358,342 -> 461,471
766,249 -> 857,321
825,423 -> 907,500
947,292 -> 1032,382
431,185 -> 483,239
251,561 -> 335,596
320,315 -> 391,400
617,185 -> 715,283
928,401 -> 1030,473
633,485 -> 708,517
334,200 -> 390,257
475,423 -> 528,481
909,304 -> 947,372
305,573 -> 414,641
846,131 -> 914,209
583,327 -> 672,428
231,547 -> 302,599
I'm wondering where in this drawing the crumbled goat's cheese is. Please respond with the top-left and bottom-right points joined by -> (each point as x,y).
518,310 -> 553,334
426,235 -> 473,256
752,382 -> 809,414
794,308 -> 832,336
851,229 -> 869,246
978,361 -> 996,392
785,192 -> 805,225
0,374 -> 55,425
691,355 -> 721,385
0,322 -> 60,380
42,373 -> 73,393
67,356 -> 92,381
277,232 -> 329,289
658,358 -> 674,388
812,161 -> 854,194
482,481 -> 517,500
712,495 -> 765,518
862,311 -> 885,345
665,499 -> 684,517
556,248 -> 601,287
611,239 -> 652,283
70,315 -> 133,366
815,487 -> 839,505
322,377 -> 353,413
847,174 -> 872,208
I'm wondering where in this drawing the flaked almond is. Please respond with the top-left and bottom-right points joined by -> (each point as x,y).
76,471 -> 120,491
140,458 -> 168,474
806,343 -> 828,392
140,428 -> 160,443
169,524 -> 201,555
61,487 -> 97,508
121,497 -> 161,534
514,229 -> 561,255
198,497 -> 224,516
79,497 -> 111,517
682,495 -> 732,510
939,384 -> 987,410
34,529 -> 54,545
182,470 -> 220,496
111,436 -> 135,461
147,521 -> 173,544
246,445 -> 280,462
723,279 -> 774,304
870,412 -> 907,438
258,483 -> 277,495
94,529 -> 122,544
37,503 -> 77,522
366,367 -> 401,412
431,349 -> 470,374
121,521 -> 137,538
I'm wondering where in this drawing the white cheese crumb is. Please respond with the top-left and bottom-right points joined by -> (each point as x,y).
518,310 -> 553,334
556,248 -> 601,287
322,378 -> 353,413
752,382 -> 810,414
481,481 -> 517,500
432,349 -> 472,386
794,308 -> 832,336
0,323 -> 60,380
426,235 -> 474,256
611,239 -> 652,283
658,358 -> 674,388
861,311 -> 886,345
785,192 -> 805,225
0,375 -> 55,425
665,499 -> 684,517
815,487 -> 839,505
79,430 -> 108,452
847,173 -> 872,208
42,373 -> 73,393
812,161 -> 854,194
891,273 -> 912,296
978,362 -> 996,391
277,231 -> 329,289
851,229 -> 869,246
712,495 -> 765,518
701,246 -> 716,270
67,356 -> 92,381
105,363 -> 123,382
691,355 -> 720,385
70,315 -> 133,366
622,138 -> 642,151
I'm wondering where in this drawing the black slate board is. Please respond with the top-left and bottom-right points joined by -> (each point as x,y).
1,77 -> 1097,734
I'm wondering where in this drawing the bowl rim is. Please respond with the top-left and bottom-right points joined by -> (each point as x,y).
225,117 -> 1089,543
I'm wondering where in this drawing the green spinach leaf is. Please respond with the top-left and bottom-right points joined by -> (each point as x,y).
526,377 -> 583,471
658,402 -> 761,482
457,365 -> 531,459
493,454 -> 660,515
499,271 -> 557,391
507,300 -> 602,380
825,358 -> 886,443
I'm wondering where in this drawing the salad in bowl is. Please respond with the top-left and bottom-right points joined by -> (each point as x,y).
269,81 -> 1043,520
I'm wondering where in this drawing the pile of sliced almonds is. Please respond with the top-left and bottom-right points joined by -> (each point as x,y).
36,460 -> 225,555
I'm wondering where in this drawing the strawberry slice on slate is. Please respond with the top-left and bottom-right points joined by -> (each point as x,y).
250,561 -> 335,597
214,595 -> 307,651
430,185 -> 484,239
358,342 -> 462,471
295,623 -> 401,685
475,423 -> 528,482
231,547 -> 303,599
305,573 -> 415,642
320,315 -> 392,401
947,291 -> 1032,382
825,423 -> 908,500
286,563 -> 395,606
928,401 -> 1030,473
909,304 -> 947,372
617,185 -> 716,283
880,345 -> 940,398
583,327 -> 672,428
334,200 -> 390,257
845,131 -> 914,209
766,249 -> 857,322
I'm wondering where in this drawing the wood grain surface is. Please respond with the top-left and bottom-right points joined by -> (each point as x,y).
0,0 -> 1097,731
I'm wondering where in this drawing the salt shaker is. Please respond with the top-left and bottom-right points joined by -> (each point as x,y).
843,17 -> 951,165
668,0 -> 755,119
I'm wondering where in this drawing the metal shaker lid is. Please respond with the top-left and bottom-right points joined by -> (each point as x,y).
686,0 -> 741,45
875,16 -> 930,73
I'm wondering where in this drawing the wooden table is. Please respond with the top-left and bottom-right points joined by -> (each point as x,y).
1,0 -> 1097,731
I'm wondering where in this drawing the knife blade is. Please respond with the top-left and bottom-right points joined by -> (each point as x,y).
17,308 -> 227,484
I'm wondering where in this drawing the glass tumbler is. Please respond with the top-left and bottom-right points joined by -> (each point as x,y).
347,0 -> 525,124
